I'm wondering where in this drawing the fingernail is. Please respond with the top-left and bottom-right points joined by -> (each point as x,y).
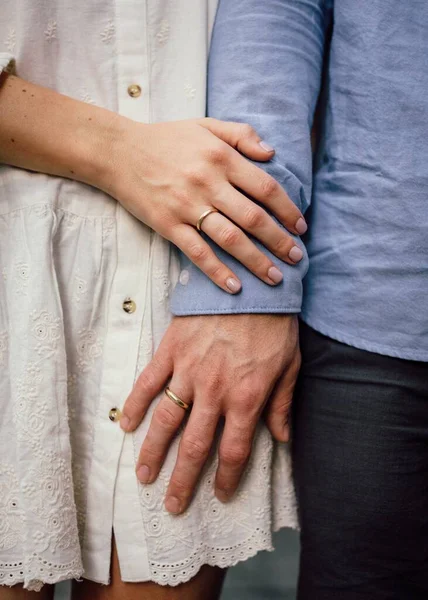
137,465 -> 150,484
120,415 -> 130,431
289,246 -> 303,263
295,217 -> 308,235
267,266 -> 283,284
226,277 -> 242,293
216,489 -> 230,503
259,140 -> 275,153
165,496 -> 181,514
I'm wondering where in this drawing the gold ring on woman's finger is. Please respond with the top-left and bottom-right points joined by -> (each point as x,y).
165,386 -> 191,411
196,208 -> 219,232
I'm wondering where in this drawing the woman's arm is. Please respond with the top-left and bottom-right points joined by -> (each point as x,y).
0,72 -> 120,190
0,69 -> 306,293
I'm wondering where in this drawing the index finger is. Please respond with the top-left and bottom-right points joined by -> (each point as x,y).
228,154 -> 307,236
164,404 -> 220,515
120,349 -> 172,432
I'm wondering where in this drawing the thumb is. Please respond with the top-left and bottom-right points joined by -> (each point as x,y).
120,342 -> 173,432
266,356 -> 301,443
198,117 -> 275,162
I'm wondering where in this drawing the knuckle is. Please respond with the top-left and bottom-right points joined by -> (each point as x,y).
220,444 -> 250,467
218,226 -> 242,248
239,122 -> 256,139
183,165 -> 210,188
187,242 -> 209,263
139,443 -> 160,463
124,394 -> 142,416
243,206 -> 266,230
259,174 -> 279,199
239,395 -> 257,413
273,235 -> 293,256
204,262 -> 227,282
217,483 -> 236,497
181,435 -> 209,462
205,143 -> 228,166
239,383 -> 264,409
172,187 -> 191,207
169,477 -> 190,498
153,405 -> 179,433
135,369 -> 155,394
203,375 -> 222,398
270,397 -> 291,415
252,254 -> 272,273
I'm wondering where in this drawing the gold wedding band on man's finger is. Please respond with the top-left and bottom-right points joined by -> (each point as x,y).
165,386 -> 191,411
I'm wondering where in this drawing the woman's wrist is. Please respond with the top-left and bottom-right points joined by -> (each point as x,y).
75,108 -> 129,194
94,115 -> 152,195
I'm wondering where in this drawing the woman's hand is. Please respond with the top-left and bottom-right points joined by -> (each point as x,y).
0,75 -> 306,291
105,117 -> 307,292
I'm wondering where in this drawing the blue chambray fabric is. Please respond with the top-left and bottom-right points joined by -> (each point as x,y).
171,0 -> 428,361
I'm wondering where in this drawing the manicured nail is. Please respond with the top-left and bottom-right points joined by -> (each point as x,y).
295,217 -> 308,235
165,496 -> 181,514
259,140 -> 275,153
216,489 -> 230,503
289,246 -> 303,263
268,266 -> 283,284
226,277 -> 242,293
120,415 -> 130,431
137,465 -> 150,484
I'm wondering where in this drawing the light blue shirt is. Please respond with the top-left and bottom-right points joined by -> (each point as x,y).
171,0 -> 428,362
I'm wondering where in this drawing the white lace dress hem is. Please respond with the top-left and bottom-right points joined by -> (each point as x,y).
0,518 -> 299,590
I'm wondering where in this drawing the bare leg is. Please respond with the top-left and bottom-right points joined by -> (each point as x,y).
0,585 -> 54,600
72,536 -> 226,600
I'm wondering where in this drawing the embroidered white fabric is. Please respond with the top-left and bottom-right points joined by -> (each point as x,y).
0,0 -> 298,592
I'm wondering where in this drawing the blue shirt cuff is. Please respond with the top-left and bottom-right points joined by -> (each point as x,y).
170,159 -> 309,316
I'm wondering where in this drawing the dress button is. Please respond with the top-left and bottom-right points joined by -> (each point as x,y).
127,84 -> 142,98
123,298 -> 136,314
109,407 -> 121,422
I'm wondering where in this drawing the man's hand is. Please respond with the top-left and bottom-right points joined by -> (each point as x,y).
120,314 -> 300,514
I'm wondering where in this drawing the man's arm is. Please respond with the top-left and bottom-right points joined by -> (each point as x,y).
171,0 -> 333,315
122,0 -> 333,514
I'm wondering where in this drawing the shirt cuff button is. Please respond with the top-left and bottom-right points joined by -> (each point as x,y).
179,270 -> 190,286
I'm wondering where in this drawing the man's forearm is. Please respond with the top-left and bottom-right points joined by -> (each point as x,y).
171,0 -> 333,316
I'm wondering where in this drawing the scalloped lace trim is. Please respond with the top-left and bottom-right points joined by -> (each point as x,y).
0,527 -> 299,590
0,556 -> 83,592
148,528 -> 280,587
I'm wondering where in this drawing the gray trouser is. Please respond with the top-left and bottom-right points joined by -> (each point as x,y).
293,322 -> 428,600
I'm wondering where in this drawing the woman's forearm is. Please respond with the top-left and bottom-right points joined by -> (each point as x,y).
0,72 -> 122,189
0,71 -> 306,293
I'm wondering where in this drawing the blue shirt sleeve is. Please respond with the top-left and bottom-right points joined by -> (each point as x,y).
170,0 -> 332,316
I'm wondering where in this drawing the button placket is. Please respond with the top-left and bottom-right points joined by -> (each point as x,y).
80,0 -> 153,582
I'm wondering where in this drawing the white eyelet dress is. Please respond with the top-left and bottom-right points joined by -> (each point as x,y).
0,0 -> 297,592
